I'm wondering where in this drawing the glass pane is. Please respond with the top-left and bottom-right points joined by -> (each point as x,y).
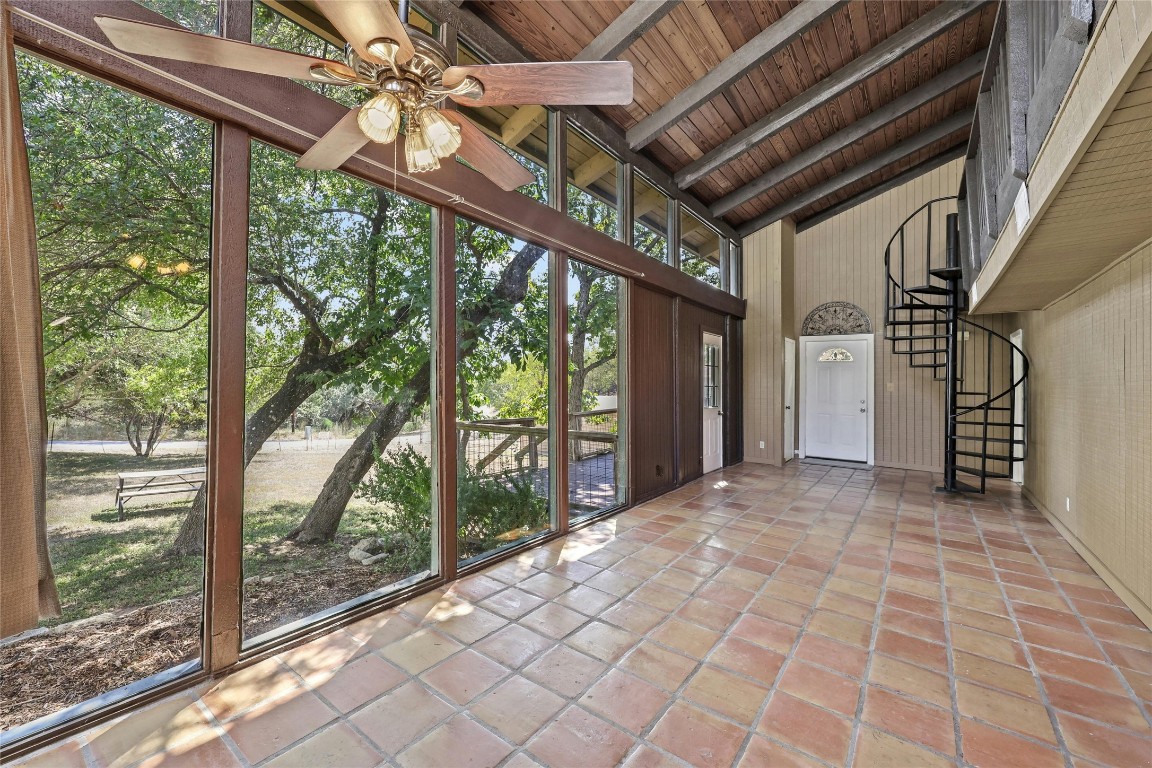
253,2 -> 362,108
241,141 -> 434,644
567,123 -> 619,238
454,45 -> 548,203
680,209 -> 721,287
136,0 -> 217,34
567,261 -> 624,521
633,172 -> 668,261
456,219 -> 551,564
5,53 -> 212,729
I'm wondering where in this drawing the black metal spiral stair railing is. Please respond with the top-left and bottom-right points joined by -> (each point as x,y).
884,197 -> 1029,494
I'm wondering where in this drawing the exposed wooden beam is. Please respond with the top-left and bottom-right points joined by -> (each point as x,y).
501,105 -> 546,147
417,0 -> 741,241
677,0 -> 986,189
794,144 -> 967,233
573,151 -> 616,188
627,0 -> 845,150
712,51 -> 985,216
736,111 -> 971,237
495,0 -> 676,150
574,0 -> 678,62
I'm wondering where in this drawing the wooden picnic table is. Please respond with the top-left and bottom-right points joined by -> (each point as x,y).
115,466 -> 205,520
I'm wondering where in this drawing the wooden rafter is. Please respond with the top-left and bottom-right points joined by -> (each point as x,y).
712,51 -> 985,217
676,0 -> 988,190
736,111 -> 972,237
497,0 -> 677,150
419,0 -> 741,241
625,0 -> 846,150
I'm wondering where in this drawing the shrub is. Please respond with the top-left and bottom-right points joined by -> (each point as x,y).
358,444 -> 550,569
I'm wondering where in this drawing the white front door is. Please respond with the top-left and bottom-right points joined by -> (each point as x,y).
702,333 -> 723,474
804,338 -> 869,462
784,338 -> 796,462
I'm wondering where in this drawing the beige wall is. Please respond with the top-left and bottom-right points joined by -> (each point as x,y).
742,219 -> 794,465
1017,238 -> 1152,624
791,160 -> 960,471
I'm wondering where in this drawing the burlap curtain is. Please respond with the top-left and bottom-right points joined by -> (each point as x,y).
1,1 -> 61,637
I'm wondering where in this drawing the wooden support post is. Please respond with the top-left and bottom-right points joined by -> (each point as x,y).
432,207 -> 458,579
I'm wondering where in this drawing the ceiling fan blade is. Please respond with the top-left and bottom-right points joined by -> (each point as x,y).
296,108 -> 371,171
442,62 -> 634,107
94,16 -> 359,82
313,0 -> 415,67
443,112 -> 536,192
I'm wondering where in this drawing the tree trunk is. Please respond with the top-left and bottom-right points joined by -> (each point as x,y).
167,340 -> 361,555
286,366 -> 429,543
142,412 -> 165,457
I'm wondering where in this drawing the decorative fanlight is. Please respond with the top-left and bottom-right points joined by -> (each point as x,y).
818,347 -> 853,362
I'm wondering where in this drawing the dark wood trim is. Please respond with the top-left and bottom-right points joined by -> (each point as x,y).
432,207 -> 458,579
676,0 -> 987,189
550,251 -> 570,534
627,0 -> 844,150
795,145 -> 968,233
737,113 -> 972,237
712,52 -> 985,217
9,0 -> 744,318
219,0 -> 251,41
202,120 -> 249,674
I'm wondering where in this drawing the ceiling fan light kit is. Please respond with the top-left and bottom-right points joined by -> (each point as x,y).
93,1 -> 632,190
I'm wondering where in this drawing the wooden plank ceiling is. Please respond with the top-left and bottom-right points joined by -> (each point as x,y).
468,0 -> 997,235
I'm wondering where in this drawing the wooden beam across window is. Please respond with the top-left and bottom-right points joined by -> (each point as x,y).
676,0 -> 987,190
736,111 -> 972,237
711,51 -> 985,217
626,0 -> 846,151
8,0 -> 743,317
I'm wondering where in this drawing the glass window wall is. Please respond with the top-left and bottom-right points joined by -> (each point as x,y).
566,124 -> 619,238
567,261 -> 624,521
240,142 -> 434,644
679,209 -> 722,287
4,53 -> 213,730
632,172 -> 669,261
455,219 -> 551,564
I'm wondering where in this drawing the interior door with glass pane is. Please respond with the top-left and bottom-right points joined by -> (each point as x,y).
702,333 -> 724,473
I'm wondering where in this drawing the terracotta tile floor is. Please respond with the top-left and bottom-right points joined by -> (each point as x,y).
12,463 -> 1152,767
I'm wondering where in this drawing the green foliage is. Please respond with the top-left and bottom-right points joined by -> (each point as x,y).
357,445 -> 548,566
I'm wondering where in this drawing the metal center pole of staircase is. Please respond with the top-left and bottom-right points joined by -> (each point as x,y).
937,213 -> 960,493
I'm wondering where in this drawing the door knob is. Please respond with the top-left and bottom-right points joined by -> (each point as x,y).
785,405 -> 791,410
860,408 -> 866,413
718,411 -> 724,416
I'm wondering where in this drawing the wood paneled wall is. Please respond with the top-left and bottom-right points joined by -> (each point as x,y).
1017,238 -> 1152,624
792,160 -> 963,471
629,285 -> 676,499
676,300 -> 729,485
742,220 -> 794,465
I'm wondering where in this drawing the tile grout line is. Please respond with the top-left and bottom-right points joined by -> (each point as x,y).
1003,507 -> 1152,732
843,477 -> 902,768
967,498 -> 1076,768
933,490 -> 973,767
728,465 -> 874,767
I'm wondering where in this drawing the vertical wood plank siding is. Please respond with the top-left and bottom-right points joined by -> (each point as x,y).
1018,239 -> 1152,621
791,160 -> 963,471
629,286 -> 677,499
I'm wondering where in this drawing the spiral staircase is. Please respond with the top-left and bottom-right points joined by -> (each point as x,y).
884,197 -> 1029,494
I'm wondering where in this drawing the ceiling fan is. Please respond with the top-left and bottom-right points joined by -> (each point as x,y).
94,1 -> 633,191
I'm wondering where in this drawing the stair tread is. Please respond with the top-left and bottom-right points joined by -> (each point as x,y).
955,466 -> 1012,479
956,391 -> 989,396
886,319 -> 946,326
890,303 -> 948,311
952,436 -> 1024,444
955,420 -> 1017,427
930,266 -> 964,280
951,449 -> 1015,461
906,284 -> 954,296
937,480 -> 984,493
891,334 -> 952,340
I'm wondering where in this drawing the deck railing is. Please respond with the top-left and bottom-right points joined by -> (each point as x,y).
958,0 -> 1093,289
